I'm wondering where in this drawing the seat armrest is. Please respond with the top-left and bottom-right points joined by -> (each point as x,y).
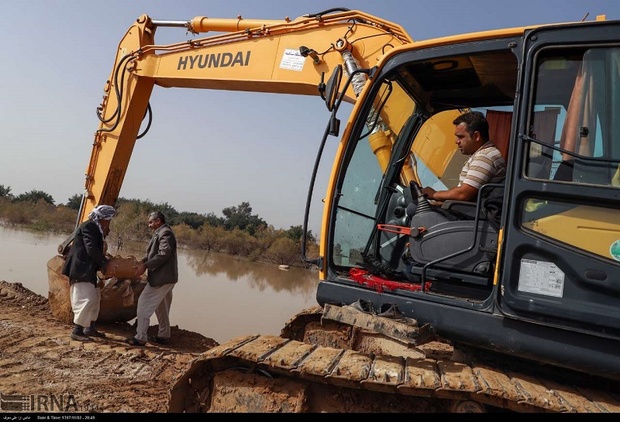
441,200 -> 477,219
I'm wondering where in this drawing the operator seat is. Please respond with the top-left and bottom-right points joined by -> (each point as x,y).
406,182 -> 503,285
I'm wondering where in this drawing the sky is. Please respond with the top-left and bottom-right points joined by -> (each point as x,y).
2,0 -> 620,236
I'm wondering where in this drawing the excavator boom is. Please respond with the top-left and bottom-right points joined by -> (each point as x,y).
76,9 -> 412,228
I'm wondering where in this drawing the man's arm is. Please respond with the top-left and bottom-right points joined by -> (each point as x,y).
421,184 -> 478,203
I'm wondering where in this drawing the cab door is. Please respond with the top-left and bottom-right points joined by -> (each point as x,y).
498,22 -> 620,337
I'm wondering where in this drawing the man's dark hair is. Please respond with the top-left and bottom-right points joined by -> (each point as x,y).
453,111 -> 489,142
149,211 -> 166,224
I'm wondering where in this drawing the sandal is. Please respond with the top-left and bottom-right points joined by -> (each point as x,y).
125,337 -> 146,346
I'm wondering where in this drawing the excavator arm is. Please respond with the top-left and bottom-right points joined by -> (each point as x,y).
73,8 -> 412,234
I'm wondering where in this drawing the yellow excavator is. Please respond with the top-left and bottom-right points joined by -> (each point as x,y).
49,8 -> 620,412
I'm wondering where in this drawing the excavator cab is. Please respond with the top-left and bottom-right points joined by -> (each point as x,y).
316,22 -> 620,381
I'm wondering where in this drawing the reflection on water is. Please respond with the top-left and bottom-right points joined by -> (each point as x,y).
185,250 -> 317,298
176,249 -> 319,343
0,226 -> 319,343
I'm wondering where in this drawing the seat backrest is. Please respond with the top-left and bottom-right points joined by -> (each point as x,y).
482,184 -> 504,230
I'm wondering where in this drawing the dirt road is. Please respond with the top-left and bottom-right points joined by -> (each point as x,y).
0,280 -> 217,413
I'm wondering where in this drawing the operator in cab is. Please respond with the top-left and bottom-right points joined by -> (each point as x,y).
421,111 -> 506,205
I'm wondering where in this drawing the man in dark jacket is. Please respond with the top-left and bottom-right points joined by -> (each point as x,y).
126,211 -> 178,346
61,204 -> 116,341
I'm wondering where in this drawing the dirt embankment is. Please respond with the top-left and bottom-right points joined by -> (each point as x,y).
0,280 -> 218,413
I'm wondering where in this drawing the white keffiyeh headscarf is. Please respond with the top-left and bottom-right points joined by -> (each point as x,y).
88,205 -> 116,235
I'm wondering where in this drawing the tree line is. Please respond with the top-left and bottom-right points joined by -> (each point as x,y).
0,185 -> 319,268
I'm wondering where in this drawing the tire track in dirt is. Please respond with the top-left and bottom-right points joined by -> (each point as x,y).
0,280 -> 217,413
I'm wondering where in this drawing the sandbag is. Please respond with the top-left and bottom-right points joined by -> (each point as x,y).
46,255 -> 146,323
101,255 -> 141,279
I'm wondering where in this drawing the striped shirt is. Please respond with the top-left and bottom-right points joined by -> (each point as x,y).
459,142 -> 506,190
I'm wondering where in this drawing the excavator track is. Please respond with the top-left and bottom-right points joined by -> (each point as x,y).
169,330 -> 620,413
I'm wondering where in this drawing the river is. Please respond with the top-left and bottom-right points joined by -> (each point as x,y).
0,225 -> 319,343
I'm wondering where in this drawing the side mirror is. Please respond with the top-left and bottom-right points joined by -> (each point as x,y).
324,65 -> 343,112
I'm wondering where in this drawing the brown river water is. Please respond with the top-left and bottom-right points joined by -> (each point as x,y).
0,226 -> 318,343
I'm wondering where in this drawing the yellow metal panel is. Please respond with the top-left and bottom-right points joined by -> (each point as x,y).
412,111 -> 461,180
524,205 -> 620,260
